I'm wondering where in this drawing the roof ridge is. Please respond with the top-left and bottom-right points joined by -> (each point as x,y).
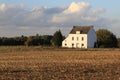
70,25 -> 93,34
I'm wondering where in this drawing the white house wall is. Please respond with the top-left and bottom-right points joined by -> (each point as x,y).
87,28 -> 97,48
62,34 -> 87,48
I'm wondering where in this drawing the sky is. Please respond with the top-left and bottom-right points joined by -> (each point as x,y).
0,0 -> 120,37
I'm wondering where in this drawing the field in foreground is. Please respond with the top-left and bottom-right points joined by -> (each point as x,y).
0,46 -> 120,80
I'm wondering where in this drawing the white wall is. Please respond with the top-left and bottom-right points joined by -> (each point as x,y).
62,27 -> 97,48
62,34 -> 87,48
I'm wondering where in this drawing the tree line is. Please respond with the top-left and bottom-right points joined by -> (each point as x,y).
96,29 -> 119,48
0,30 -> 63,47
0,29 -> 120,48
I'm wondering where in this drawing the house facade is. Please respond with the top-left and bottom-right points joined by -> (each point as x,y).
62,26 -> 97,48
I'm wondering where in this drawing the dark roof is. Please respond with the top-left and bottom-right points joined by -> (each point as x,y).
70,25 -> 93,34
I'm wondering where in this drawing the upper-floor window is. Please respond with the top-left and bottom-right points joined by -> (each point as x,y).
82,37 -> 84,41
80,30 -> 83,34
72,37 -> 74,40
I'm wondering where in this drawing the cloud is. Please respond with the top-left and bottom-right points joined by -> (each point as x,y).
0,4 -> 6,12
0,4 -> 26,27
51,2 -> 111,28
64,2 -> 90,14
92,8 -> 106,15
18,26 -> 30,30
0,2 -> 118,36
52,2 -> 91,23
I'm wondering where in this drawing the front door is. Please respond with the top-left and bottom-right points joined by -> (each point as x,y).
76,43 -> 79,48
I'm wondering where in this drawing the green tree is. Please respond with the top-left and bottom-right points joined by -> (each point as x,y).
24,36 -> 33,46
24,34 -> 42,46
51,30 -> 63,47
41,35 -> 53,46
96,29 -> 118,48
117,38 -> 120,48
14,35 -> 27,45
32,34 -> 41,46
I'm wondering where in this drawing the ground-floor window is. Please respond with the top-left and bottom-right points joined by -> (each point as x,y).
65,44 -> 67,46
72,43 -> 74,47
81,44 -> 84,46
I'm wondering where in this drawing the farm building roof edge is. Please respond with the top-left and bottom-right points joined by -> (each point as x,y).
69,25 -> 93,34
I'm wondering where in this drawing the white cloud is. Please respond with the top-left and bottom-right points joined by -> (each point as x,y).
0,4 -> 6,12
52,2 -> 91,23
0,2 -> 119,37
64,2 -> 90,14
51,2 -> 115,30
92,8 -> 106,15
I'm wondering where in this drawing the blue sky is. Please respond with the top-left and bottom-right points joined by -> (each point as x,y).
0,0 -> 120,37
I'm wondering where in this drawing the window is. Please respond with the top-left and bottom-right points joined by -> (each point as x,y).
65,44 -> 67,46
82,37 -> 84,41
76,43 -> 79,48
77,37 -> 79,41
80,30 -> 83,34
72,37 -> 74,40
72,43 -> 74,47
81,44 -> 84,46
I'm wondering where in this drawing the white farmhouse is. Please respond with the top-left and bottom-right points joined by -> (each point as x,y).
62,26 -> 97,48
